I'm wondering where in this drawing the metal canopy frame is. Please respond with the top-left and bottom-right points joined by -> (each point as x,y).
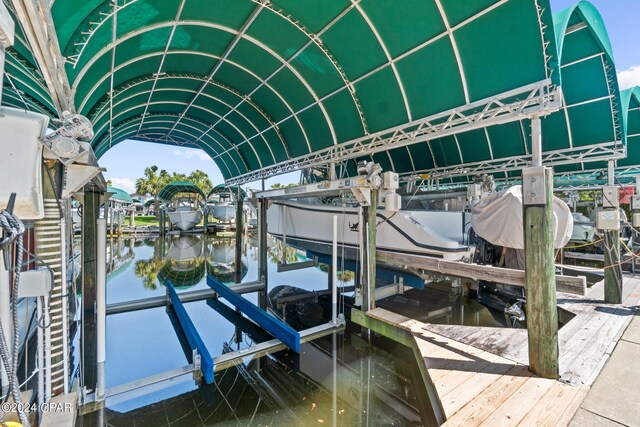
227,79 -> 561,185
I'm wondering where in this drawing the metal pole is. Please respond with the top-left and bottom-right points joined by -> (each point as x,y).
37,297 -> 44,408
234,189 -> 243,283
44,296 -> 52,401
607,160 -> 615,186
332,332 -> 337,427
332,215 -> 338,325
60,218 -> 69,394
258,199 -> 268,308
96,218 -> 106,400
531,115 -> 542,167
0,256 -> 10,393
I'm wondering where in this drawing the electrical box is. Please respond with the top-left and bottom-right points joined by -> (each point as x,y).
632,196 -> 640,211
17,269 -> 52,297
384,192 -> 401,212
522,166 -> 547,205
602,185 -> 619,208
0,107 -> 49,219
596,209 -> 620,231
633,213 -> 640,228
382,171 -> 399,190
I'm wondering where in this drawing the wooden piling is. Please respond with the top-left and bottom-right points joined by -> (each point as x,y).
524,168 -> 559,379
257,199 -> 268,308
604,229 -> 622,303
234,192 -> 244,283
82,190 -> 101,391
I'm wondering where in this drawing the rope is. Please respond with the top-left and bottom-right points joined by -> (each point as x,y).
0,210 -> 30,427
563,238 -> 603,250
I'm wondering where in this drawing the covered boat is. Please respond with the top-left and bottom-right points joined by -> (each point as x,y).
267,200 -> 474,261
158,181 -> 205,231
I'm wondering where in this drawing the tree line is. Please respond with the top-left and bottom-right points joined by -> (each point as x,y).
135,166 -> 213,212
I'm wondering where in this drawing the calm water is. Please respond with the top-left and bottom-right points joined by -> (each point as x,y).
77,233 -> 513,426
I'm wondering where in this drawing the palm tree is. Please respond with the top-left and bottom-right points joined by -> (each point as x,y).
187,169 -> 213,195
136,166 -> 170,216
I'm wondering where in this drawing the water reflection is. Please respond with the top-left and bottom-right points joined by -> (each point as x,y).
79,235 -> 438,426
81,230 -> 534,427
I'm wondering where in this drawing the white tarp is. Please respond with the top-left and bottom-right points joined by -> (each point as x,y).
471,186 -> 573,249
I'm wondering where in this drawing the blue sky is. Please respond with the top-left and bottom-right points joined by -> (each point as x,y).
102,0 -> 640,194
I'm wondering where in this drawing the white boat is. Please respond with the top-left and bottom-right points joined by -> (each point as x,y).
570,212 -> 597,243
212,203 -> 236,222
267,201 -> 474,261
167,235 -> 203,260
168,209 -> 203,231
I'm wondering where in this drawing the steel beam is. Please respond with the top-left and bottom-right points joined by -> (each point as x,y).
166,281 -> 214,384
10,0 -> 74,114
207,275 -> 301,352
226,80 -> 561,185
106,279 -> 265,315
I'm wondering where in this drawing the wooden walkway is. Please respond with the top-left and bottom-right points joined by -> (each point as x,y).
356,275 -> 640,425
421,275 -> 640,386
366,308 -> 589,426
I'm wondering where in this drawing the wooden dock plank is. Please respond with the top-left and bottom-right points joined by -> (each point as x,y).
556,385 -> 591,426
440,362 -> 519,418
442,366 -> 532,426
516,381 -> 582,427
478,376 -> 556,426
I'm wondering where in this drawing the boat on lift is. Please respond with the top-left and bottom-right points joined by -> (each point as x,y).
158,181 -> 205,231
208,184 -> 245,222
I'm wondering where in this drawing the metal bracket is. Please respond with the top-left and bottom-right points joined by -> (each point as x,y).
522,166 -> 547,205
351,187 -> 371,206
602,185 -> 619,208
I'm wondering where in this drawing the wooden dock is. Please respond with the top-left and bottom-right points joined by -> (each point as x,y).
354,275 -> 640,426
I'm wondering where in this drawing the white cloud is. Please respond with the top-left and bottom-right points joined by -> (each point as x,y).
617,65 -> 640,90
172,149 -> 210,161
109,177 -> 136,194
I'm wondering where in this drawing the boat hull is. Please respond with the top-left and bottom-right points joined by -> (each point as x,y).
212,204 -> 236,222
267,201 -> 473,261
168,210 -> 202,231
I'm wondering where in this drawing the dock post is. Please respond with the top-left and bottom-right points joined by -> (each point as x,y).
82,189 -> 101,392
96,218 -> 107,400
234,189 -> 244,283
362,190 -> 378,312
523,117 -> 558,379
603,160 -> 622,303
257,198 -> 268,308
203,207 -> 208,235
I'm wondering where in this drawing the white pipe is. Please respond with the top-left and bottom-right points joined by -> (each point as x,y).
60,219 -> 69,394
332,215 -> 338,326
0,256 -> 10,392
531,115 -> 542,167
96,218 -> 107,399
37,297 -> 44,408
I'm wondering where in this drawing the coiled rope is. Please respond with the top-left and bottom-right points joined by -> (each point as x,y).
0,210 -> 30,427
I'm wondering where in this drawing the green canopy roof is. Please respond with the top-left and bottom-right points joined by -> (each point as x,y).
157,181 -> 206,203
207,183 -> 246,200
3,0 -> 562,184
619,87 -> 640,171
143,197 -> 156,207
107,186 -> 133,203
382,0 -> 624,183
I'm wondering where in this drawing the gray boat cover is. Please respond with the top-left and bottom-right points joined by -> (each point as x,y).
471,186 -> 573,249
